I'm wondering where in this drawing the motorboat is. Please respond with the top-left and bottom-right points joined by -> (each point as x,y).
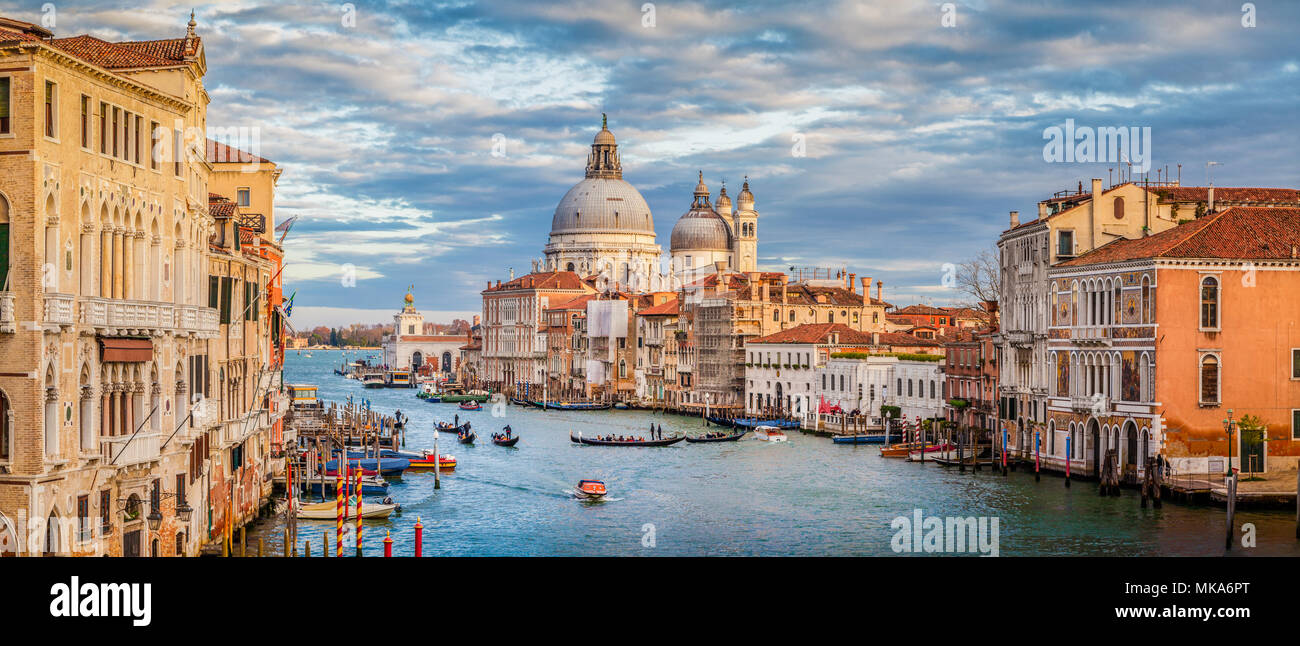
574,480 -> 607,500
753,426 -> 788,442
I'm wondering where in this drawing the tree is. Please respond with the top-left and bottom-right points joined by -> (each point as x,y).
954,247 -> 1000,311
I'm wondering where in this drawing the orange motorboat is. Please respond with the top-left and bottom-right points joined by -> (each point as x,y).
575,479 -> 607,499
407,452 -> 457,470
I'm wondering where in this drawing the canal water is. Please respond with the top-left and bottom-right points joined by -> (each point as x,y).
246,350 -> 1300,556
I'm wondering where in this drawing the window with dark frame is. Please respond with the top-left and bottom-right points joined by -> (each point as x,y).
1200,355 -> 1219,403
0,77 -> 11,134
100,489 -> 111,535
98,101 -> 107,153
1200,277 -> 1219,329
77,495 -> 90,542
80,95 -> 89,147
44,80 -> 55,138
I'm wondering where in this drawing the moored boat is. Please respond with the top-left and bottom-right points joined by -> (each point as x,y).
833,434 -> 887,445
753,425 -> 788,442
362,374 -> 386,388
322,457 -> 410,476
295,498 -> 397,520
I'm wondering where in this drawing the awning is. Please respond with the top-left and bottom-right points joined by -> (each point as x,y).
100,337 -> 154,363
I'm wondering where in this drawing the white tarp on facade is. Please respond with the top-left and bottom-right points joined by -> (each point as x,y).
585,300 -> 628,338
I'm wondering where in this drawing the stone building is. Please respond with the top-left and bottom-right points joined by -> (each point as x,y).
480,271 -> 594,395
993,179 -> 1300,462
381,291 -> 469,373
0,15 -> 282,556
1044,206 -> 1300,479
542,116 -> 661,285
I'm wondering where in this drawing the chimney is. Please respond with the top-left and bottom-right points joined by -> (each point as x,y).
872,331 -> 879,345
1207,186 -> 1215,214
848,273 -> 856,293
760,282 -> 769,303
781,274 -> 788,304
875,280 -> 884,304
860,277 -> 871,305
487,280 -> 491,289
1009,210 -> 1019,228
1038,202 -> 1048,219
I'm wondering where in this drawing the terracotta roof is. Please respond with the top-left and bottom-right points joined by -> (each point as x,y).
749,323 -> 873,345
48,35 -> 186,69
870,332 -> 943,347
547,294 -> 597,311
1152,187 -> 1300,204
636,298 -> 680,316
207,139 -> 271,164
0,17 -> 49,42
484,271 -> 589,293
893,304 -> 950,316
1059,206 -> 1300,266
208,195 -> 236,219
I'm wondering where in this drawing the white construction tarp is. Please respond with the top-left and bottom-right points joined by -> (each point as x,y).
585,300 -> 628,338
585,359 -> 606,384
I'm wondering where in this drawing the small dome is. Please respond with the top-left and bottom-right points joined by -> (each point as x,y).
593,113 -> 616,145
716,185 -> 732,214
404,292 -> 414,305
671,209 -> 733,252
737,177 -> 755,209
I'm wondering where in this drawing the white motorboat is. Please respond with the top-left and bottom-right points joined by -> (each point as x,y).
753,425 -> 788,442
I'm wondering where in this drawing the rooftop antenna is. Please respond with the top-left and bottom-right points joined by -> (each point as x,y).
1205,161 -> 1221,187
1177,163 -> 1182,185
1108,168 -> 1113,187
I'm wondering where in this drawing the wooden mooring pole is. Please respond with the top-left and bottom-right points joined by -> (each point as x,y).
1224,474 -> 1237,550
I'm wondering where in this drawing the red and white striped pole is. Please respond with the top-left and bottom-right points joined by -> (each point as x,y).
355,459 -> 364,557
335,455 -> 345,557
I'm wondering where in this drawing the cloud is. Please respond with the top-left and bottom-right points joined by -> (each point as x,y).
7,0 -> 1296,318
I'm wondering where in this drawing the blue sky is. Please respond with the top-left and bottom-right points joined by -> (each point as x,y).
7,0 -> 1298,327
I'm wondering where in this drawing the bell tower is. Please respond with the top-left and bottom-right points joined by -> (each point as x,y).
732,177 -> 758,272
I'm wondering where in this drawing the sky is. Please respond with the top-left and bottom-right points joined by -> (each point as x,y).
6,0 -> 1298,328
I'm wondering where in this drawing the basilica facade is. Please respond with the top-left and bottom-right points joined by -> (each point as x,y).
540,116 -> 760,289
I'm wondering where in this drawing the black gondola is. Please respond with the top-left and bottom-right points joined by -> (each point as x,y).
436,421 -> 470,434
705,415 -> 736,427
458,432 -> 477,445
686,430 -> 748,443
569,432 -> 686,447
492,433 -> 520,447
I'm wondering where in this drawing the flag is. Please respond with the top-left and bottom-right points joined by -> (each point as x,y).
275,215 -> 299,245
283,291 -> 296,318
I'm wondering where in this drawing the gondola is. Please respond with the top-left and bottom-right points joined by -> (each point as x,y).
569,432 -> 685,446
435,421 -> 470,434
705,415 -> 736,427
492,433 -> 520,447
457,431 -> 477,445
509,397 -> 536,408
686,430 -> 747,443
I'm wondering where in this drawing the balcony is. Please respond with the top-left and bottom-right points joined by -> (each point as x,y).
174,305 -> 220,336
100,432 -> 161,467
1069,394 -> 1109,415
44,293 -> 77,329
0,292 -> 14,333
80,297 -> 192,336
1006,330 -> 1032,346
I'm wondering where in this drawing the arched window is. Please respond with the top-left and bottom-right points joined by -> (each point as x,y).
772,309 -> 779,322
0,193 -> 9,293
0,388 -> 9,462
1048,419 -> 1056,455
788,310 -> 795,322
1071,281 -> 1079,326
1200,276 -> 1219,329
1200,354 -> 1219,404
618,360 -> 626,379
1113,196 -> 1125,219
